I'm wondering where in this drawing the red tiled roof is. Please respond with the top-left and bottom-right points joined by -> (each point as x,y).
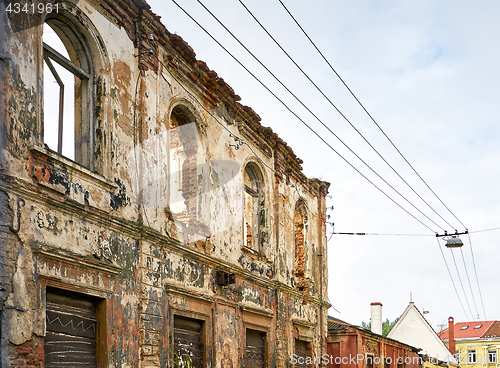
438,321 -> 496,340
484,321 -> 500,338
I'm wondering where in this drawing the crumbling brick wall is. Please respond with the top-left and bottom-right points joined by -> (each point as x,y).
0,0 -> 330,367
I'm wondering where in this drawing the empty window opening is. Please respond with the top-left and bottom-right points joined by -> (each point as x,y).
243,162 -> 264,252
169,107 -> 201,219
43,23 -> 75,160
43,15 -> 94,170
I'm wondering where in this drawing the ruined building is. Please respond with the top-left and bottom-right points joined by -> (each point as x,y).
0,0 -> 330,366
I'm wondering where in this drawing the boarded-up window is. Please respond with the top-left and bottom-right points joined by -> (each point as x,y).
173,316 -> 204,368
245,329 -> 266,368
44,288 -> 99,368
295,339 -> 309,368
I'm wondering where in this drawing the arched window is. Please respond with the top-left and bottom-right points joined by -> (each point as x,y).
43,10 -> 94,170
243,162 -> 265,252
169,104 -> 210,244
294,199 -> 308,286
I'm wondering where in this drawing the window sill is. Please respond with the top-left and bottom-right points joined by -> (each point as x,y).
30,145 -> 118,212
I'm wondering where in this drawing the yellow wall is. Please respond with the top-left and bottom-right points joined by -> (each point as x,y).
446,339 -> 500,368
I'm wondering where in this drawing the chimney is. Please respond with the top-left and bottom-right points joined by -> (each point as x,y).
371,302 -> 383,335
448,317 -> 455,355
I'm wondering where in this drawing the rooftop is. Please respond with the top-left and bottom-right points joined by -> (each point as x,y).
438,321 -> 499,340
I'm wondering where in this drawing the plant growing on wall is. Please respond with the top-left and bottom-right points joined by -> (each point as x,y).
174,348 -> 194,368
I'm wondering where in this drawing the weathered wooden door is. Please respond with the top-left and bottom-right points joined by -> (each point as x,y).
44,288 -> 98,368
245,330 -> 266,368
173,316 -> 204,367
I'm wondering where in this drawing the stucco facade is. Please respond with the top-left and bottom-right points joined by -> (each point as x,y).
0,1 -> 330,367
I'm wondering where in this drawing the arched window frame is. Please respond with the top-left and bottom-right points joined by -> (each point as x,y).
42,5 -> 98,171
168,101 -> 210,244
243,161 -> 266,253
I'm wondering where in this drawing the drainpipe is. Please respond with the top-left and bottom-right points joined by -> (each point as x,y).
448,317 -> 455,356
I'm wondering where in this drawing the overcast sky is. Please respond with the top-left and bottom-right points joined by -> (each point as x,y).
147,0 -> 500,331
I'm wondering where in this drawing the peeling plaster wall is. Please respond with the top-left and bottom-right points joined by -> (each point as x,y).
0,0 -> 330,367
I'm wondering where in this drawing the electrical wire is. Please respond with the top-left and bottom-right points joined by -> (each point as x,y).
237,0 -> 457,233
467,233 -> 487,320
172,0 -> 440,234
195,0 -> 448,232
436,238 -> 470,322
449,248 -> 474,320
469,227 -> 500,234
331,232 -> 433,236
167,1 -> 484,321
278,0 -> 467,232
459,247 -> 480,320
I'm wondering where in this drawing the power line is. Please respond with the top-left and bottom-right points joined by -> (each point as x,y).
459,247 -> 480,320
237,0 -> 457,233
276,0 -> 483,321
277,0 -> 467,232
449,248 -> 474,320
331,232 -> 433,236
469,227 -> 500,234
168,1 -> 483,320
436,238 -> 470,322
175,0 -> 441,234
467,233 -> 487,320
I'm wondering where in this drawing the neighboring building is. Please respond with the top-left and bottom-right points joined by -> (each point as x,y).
326,305 -> 421,368
0,1 -> 330,367
439,320 -> 500,368
388,302 -> 457,368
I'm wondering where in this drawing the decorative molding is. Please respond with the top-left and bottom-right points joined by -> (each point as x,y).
293,319 -> 316,329
240,305 -> 274,319
163,282 -> 214,304
32,242 -> 122,276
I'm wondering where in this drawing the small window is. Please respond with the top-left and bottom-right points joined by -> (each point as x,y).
461,325 -> 469,330
43,14 -> 94,170
474,324 -> 482,329
489,350 -> 497,364
468,350 -> 476,364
